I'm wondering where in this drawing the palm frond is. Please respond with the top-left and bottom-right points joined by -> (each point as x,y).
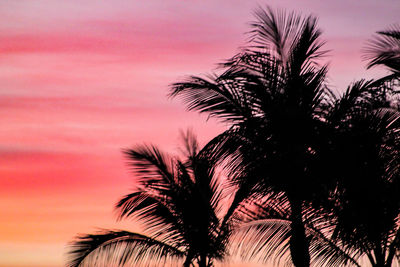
170,74 -> 252,123
67,230 -> 185,267
250,6 -> 327,67
307,224 -> 361,267
326,79 -> 384,126
231,219 -> 292,265
364,24 -> 400,74
289,15 -> 327,66
232,217 -> 362,267
250,6 -> 302,63
179,129 -> 199,163
124,145 -> 175,188
115,191 -> 184,243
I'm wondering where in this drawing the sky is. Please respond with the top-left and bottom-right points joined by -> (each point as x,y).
0,1 -> 399,266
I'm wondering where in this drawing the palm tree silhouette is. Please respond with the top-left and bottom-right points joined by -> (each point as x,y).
67,131 -> 240,267
171,7 -> 330,267
323,80 -> 400,267
365,25 -> 400,78
232,80 -> 400,267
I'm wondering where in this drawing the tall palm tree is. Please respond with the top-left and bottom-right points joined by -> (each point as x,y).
232,80 -> 400,267
170,7 -> 331,267
67,131 -> 240,267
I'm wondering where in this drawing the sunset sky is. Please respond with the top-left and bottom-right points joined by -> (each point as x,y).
1,1 -> 399,266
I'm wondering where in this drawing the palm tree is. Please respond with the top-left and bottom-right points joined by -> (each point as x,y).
231,80 -> 400,267
170,7 -> 331,267
365,25 -> 400,77
323,80 -> 400,267
67,131 -> 240,267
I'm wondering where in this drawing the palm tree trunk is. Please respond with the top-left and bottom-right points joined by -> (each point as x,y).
385,228 -> 400,267
288,197 -> 310,267
374,247 -> 386,267
184,256 -> 192,267
198,255 -> 208,267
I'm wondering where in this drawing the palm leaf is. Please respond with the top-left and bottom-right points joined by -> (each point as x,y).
365,24 -> 400,73
170,74 -> 253,123
232,218 -> 362,267
116,191 -> 184,243
124,145 -> 175,188
67,230 -> 185,267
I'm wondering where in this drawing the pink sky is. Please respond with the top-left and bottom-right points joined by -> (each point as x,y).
0,1 -> 398,266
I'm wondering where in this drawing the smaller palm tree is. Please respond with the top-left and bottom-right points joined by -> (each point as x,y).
67,131 -> 239,267
325,80 -> 400,267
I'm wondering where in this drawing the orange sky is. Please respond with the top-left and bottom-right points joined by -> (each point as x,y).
1,0 -> 399,266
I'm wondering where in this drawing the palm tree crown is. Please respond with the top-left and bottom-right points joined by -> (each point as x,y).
67,131 -> 238,267
171,6 -> 331,267
324,80 -> 400,267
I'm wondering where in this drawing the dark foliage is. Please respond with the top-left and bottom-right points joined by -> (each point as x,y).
67,131 -> 243,267
171,6 -> 332,267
